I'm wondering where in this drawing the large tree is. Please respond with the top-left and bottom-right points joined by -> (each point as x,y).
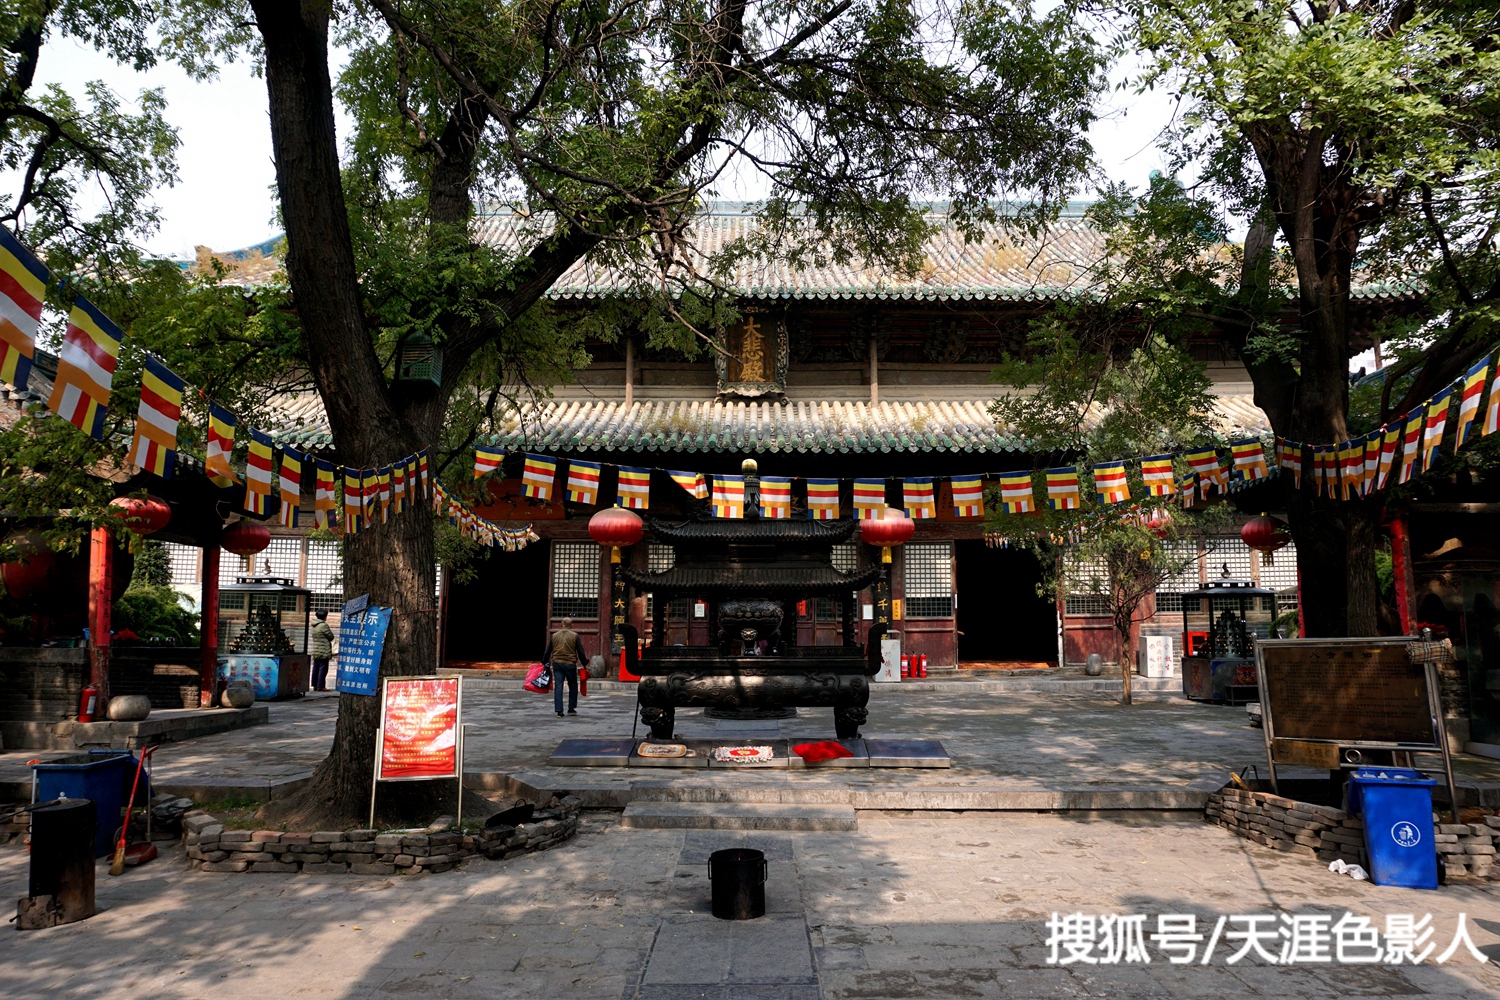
1090,0 -> 1500,636
150,0 -> 1109,823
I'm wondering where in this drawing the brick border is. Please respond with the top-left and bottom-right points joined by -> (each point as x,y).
180,795 -> 582,874
1206,787 -> 1498,882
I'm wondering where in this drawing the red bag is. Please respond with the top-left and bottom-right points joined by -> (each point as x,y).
793,741 -> 855,764
523,663 -> 552,693
579,666 -> 589,697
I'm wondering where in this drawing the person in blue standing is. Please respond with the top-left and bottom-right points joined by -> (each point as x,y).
543,618 -> 588,717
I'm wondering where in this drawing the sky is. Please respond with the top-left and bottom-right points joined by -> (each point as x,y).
25,36 -> 1182,262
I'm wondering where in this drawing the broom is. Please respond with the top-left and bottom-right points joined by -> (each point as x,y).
110,746 -> 155,877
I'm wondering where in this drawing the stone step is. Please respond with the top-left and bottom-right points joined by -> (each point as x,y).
620,801 -> 858,831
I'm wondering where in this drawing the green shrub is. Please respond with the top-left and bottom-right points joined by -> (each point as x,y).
114,585 -> 199,644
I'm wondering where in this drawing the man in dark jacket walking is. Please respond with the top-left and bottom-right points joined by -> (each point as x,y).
310,611 -> 336,691
543,618 -> 588,717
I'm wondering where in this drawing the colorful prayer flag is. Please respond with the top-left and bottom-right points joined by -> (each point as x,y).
1045,467 -> 1081,510
1092,461 -> 1130,504
712,474 -> 745,518
760,476 -> 793,519
48,295 -> 121,439
1455,357 -> 1490,449
392,460 -> 407,515
1398,411 -> 1424,484
129,355 -> 183,478
418,449 -> 430,498
1140,455 -> 1176,496
1376,424 -> 1400,491
1486,365 -> 1500,437
1422,389 -> 1452,472
522,453 -> 557,499
315,459 -> 336,528
343,467 -> 362,534
902,478 -> 936,519
378,466 -> 392,523
0,228 -> 48,391
950,476 -> 985,517
361,468 -> 379,527
669,470 -> 708,500
1362,433 -> 1381,497
1178,473 -> 1197,507
206,404 -> 239,488
279,447 -> 303,527
1183,449 -> 1226,496
806,478 -> 840,520
1276,440 -> 1302,489
1230,439 -> 1269,481
616,466 -> 651,509
1338,440 -> 1359,500
244,428 -> 274,515
565,459 -> 601,505
999,471 -> 1035,514
474,445 -> 504,479
852,478 -> 886,519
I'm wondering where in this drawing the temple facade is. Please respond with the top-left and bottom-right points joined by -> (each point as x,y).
254,204 -> 1416,670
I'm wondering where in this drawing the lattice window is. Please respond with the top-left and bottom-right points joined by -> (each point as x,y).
1154,593 -> 1183,614
1258,542 -> 1299,593
903,542 -> 952,618
220,554 -> 250,588
648,544 -> 675,571
305,540 -> 342,594
1157,540 -> 1202,593
815,599 -> 843,621
1064,594 -> 1112,616
1203,537 -> 1252,582
162,542 -> 200,586
261,537 -> 302,582
310,593 -> 343,615
551,541 -> 599,619
831,542 -> 858,574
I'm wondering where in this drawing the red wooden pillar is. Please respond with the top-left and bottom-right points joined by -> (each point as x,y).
1390,514 -> 1417,634
87,527 -> 113,704
200,544 -> 221,707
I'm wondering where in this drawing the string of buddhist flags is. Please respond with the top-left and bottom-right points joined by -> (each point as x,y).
472,351 -> 1500,519
432,482 -> 539,550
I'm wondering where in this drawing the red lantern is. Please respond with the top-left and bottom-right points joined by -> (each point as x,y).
859,508 -> 915,563
588,507 -> 644,564
1241,514 -> 1290,566
1,530 -> 56,602
110,496 -> 171,536
221,520 -> 271,557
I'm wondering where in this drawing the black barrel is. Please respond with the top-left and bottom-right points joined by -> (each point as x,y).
27,798 -> 96,925
708,848 -> 767,920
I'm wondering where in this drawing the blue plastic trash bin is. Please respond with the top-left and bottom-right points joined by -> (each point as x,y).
1347,767 -> 1438,889
32,751 -> 143,858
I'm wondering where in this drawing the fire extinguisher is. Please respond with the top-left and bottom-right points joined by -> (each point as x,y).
900,654 -> 909,679
79,684 -> 99,723
918,653 -> 928,678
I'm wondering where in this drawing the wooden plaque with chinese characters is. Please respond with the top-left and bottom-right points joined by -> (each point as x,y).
1258,639 -> 1435,746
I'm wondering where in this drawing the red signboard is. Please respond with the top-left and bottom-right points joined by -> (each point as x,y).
377,677 -> 460,781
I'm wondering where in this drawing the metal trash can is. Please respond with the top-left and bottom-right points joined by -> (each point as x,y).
1348,767 -> 1438,889
19,798 -> 96,929
708,848 -> 767,920
32,751 -> 143,857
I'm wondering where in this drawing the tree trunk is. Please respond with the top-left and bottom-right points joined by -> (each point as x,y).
1117,617 -> 1133,706
1287,493 -> 1382,637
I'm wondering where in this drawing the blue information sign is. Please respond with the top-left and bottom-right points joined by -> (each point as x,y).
336,606 -> 391,697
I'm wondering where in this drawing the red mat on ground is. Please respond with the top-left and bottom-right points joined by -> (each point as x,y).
792,741 -> 855,763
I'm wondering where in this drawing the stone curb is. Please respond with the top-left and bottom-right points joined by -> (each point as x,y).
180,796 -> 582,875
1205,787 -> 1500,882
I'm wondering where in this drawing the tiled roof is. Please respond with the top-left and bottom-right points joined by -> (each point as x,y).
269,392 -> 1273,455
187,205 -> 1419,302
